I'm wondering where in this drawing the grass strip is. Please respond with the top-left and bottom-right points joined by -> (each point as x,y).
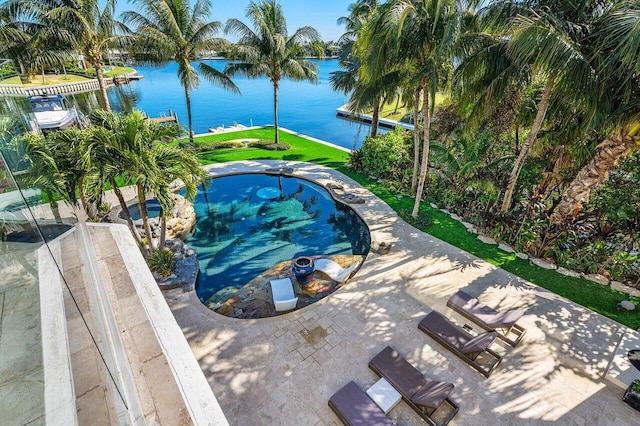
194,128 -> 639,329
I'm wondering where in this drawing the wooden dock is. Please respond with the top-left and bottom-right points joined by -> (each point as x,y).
146,110 -> 179,124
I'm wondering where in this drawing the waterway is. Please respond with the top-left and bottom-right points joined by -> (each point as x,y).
4,59 -> 374,150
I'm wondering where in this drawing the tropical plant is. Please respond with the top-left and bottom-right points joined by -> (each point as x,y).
550,0 -> 640,223
370,0 -> 469,217
224,0 -> 319,144
332,0 -> 389,138
17,0 -> 128,110
148,247 -> 174,277
84,109 -> 206,254
471,0 -> 604,212
0,2 -> 73,82
123,0 -> 240,143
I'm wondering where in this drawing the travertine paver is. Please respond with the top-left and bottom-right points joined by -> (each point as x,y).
164,160 -> 638,426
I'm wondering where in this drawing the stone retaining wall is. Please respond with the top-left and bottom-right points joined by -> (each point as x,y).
0,79 -> 112,96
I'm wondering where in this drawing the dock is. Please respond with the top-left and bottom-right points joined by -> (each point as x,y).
110,74 -> 144,84
146,110 -> 178,124
336,105 -> 414,130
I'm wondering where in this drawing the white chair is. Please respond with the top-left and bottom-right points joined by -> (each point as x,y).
270,278 -> 298,312
314,259 -> 360,283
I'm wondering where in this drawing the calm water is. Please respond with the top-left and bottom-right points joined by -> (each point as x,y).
98,59 -> 371,149
184,174 -> 371,305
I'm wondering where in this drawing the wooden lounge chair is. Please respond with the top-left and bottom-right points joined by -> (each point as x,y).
418,311 -> 503,378
270,278 -> 298,312
328,381 -> 394,426
447,290 -> 526,347
368,346 -> 458,426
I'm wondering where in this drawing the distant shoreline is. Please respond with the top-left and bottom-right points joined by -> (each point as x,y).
198,56 -> 339,60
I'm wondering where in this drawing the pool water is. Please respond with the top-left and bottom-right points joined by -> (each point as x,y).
185,174 -> 371,305
119,199 -> 161,220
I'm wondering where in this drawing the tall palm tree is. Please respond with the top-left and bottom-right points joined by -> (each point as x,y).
123,0 -> 240,144
469,0 -> 602,212
0,2 -> 72,81
23,0 -> 127,110
550,0 -> 640,223
225,0 -> 320,144
379,0 -> 466,217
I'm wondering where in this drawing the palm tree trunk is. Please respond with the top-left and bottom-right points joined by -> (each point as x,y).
93,61 -> 111,111
111,179 -> 147,255
137,182 -> 155,253
501,75 -> 555,212
159,211 -> 167,250
184,85 -> 194,144
370,98 -> 380,138
412,87 -> 431,218
273,80 -> 280,144
411,87 -> 421,192
550,123 -> 640,224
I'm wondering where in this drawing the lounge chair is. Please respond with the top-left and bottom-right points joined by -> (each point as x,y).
368,346 -> 458,426
418,311 -> 502,378
447,290 -> 526,347
270,278 -> 298,312
328,381 -> 394,425
314,258 -> 359,283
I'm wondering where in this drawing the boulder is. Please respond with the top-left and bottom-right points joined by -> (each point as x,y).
478,235 -> 497,245
584,273 -> 609,286
617,300 -> 635,311
498,243 -> 515,253
530,258 -> 556,270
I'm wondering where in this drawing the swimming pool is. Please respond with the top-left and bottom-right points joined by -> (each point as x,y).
118,199 -> 161,221
185,174 -> 371,306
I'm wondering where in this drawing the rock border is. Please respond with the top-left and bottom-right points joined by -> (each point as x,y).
431,203 -> 639,298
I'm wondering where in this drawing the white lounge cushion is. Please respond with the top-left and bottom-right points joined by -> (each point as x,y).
314,259 -> 359,283
270,278 -> 298,312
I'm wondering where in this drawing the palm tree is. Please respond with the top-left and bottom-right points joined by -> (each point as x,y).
0,2 -> 72,82
469,0 -> 602,212
224,0 -> 320,144
85,109 -> 206,253
25,0 -> 127,110
123,0 -> 240,144
379,0 -> 466,217
550,1 -> 640,223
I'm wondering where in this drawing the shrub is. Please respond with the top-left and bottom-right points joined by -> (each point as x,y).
360,127 -> 411,180
399,209 -> 432,229
263,142 -> 290,151
195,141 -> 244,152
148,248 -> 174,278
248,140 -> 290,150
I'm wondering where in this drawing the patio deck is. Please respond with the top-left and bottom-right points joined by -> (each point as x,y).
163,160 -> 638,425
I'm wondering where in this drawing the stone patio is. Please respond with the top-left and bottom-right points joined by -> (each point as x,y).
163,160 -> 639,425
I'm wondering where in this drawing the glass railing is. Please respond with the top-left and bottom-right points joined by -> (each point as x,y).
0,105 -> 126,424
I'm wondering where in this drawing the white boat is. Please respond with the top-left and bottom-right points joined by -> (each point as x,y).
28,94 -> 78,131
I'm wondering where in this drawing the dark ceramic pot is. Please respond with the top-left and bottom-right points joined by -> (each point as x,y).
292,256 -> 315,284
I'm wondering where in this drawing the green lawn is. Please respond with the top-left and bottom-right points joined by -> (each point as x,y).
103,66 -> 136,77
360,93 -> 449,123
195,128 -> 351,169
195,127 -> 639,329
1,74 -> 90,86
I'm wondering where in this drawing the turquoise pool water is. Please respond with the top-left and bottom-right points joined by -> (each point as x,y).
119,199 -> 161,221
185,174 -> 371,305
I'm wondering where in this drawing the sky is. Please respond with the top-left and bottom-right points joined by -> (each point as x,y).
114,0 -> 353,42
